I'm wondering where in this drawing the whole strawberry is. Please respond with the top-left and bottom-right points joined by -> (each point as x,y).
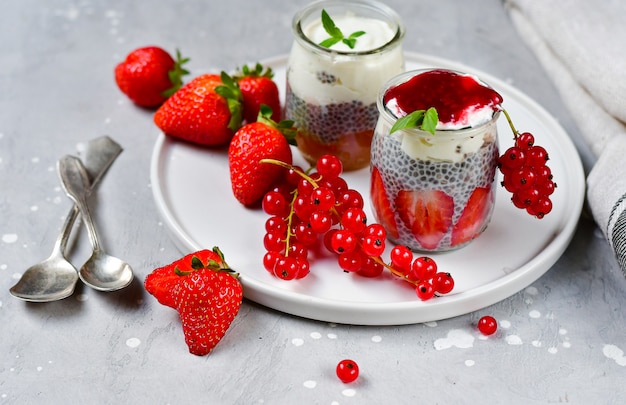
115,46 -> 189,108
228,106 -> 296,206
236,63 -> 281,123
145,247 -> 243,356
154,72 -> 243,146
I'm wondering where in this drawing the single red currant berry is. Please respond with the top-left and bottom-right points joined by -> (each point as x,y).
415,280 -> 435,300
317,154 -> 343,179
341,207 -> 368,234
527,145 -> 549,167
477,315 -> 498,335
293,195 -> 314,221
263,232 -> 286,252
338,251 -> 362,272
411,256 -> 437,281
330,230 -> 357,254
262,191 -> 289,216
336,189 -> 364,213
273,256 -> 298,280
320,176 -> 348,196
357,255 -> 384,277
510,167 -> 536,191
515,132 -> 535,149
263,251 -> 281,274
390,245 -> 413,275
265,216 -> 287,234
286,165 -> 304,186
336,359 -> 359,383
295,258 -> 310,279
310,186 -> 336,212
294,223 -> 317,246
309,210 -> 333,234
529,196 -> 553,219
498,146 -> 526,171
432,272 -> 455,294
362,234 -> 385,257
365,223 -> 386,238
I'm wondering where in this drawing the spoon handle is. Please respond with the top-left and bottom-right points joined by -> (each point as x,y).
58,155 -> 102,252
54,137 -> 123,255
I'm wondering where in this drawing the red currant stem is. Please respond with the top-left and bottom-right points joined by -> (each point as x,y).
369,255 -> 420,287
501,108 -> 520,139
259,158 -> 321,188
282,189 -> 300,257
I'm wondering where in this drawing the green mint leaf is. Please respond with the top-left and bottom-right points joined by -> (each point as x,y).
342,38 -> 356,49
349,31 -> 366,40
390,110 -> 425,134
321,9 -> 343,38
422,107 -> 439,134
319,37 -> 342,48
389,108 -> 439,134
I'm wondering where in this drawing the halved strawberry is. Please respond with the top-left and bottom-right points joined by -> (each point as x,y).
395,189 -> 454,250
450,186 -> 494,246
370,166 -> 399,239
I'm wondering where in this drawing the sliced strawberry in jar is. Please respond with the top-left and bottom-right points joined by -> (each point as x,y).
450,186 -> 494,246
370,166 -> 399,239
395,189 -> 454,250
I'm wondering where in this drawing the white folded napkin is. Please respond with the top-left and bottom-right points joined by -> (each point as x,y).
506,0 -> 626,274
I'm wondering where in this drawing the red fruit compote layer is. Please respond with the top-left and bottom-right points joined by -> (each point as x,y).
370,69 -> 503,252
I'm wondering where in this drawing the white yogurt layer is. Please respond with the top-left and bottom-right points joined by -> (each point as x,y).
288,13 -> 404,103
305,13 -> 395,52
375,116 -> 498,163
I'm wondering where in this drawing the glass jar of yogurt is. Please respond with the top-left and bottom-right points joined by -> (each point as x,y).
285,0 -> 405,171
370,69 -> 503,252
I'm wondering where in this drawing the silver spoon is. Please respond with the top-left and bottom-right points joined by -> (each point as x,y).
58,154 -> 134,292
9,136 -> 123,302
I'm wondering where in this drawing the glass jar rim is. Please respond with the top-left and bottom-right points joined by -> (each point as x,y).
377,68 -> 502,138
292,0 -> 405,57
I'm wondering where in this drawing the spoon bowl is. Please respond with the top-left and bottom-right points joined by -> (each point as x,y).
9,249 -> 79,302
58,154 -> 134,292
79,251 -> 134,291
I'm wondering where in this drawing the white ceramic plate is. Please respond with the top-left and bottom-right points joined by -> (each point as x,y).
150,52 -> 585,325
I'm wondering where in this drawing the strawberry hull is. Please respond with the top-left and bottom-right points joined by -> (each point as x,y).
370,114 -> 500,252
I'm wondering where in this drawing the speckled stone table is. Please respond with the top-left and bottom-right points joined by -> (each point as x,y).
1,0 -> 624,404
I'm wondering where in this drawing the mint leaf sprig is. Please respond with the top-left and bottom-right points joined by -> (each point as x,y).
319,9 -> 366,49
390,107 -> 439,134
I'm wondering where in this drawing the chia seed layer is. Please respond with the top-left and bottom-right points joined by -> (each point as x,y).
285,81 -> 379,145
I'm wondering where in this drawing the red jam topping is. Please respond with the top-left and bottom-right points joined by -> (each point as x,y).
383,69 -> 503,126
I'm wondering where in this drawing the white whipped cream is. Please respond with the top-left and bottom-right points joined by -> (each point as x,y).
288,13 -> 404,103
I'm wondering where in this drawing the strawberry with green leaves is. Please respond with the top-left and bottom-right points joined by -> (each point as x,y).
115,46 -> 189,108
235,63 -> 281,123
228,105 -> 296,206
154,72 -> 243,146
144,247 -> 243,356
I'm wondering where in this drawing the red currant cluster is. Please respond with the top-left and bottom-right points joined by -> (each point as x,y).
497,110 -> 556,219
260,154 -> 455,300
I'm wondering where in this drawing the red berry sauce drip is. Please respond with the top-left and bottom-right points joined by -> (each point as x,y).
383,69 -> 503,126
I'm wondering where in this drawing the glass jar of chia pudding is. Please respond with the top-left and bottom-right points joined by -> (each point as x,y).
370,68 -> 503,252
285,0 -> 405,171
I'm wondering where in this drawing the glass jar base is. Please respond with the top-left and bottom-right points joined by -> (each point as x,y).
296,129 -> 373,171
